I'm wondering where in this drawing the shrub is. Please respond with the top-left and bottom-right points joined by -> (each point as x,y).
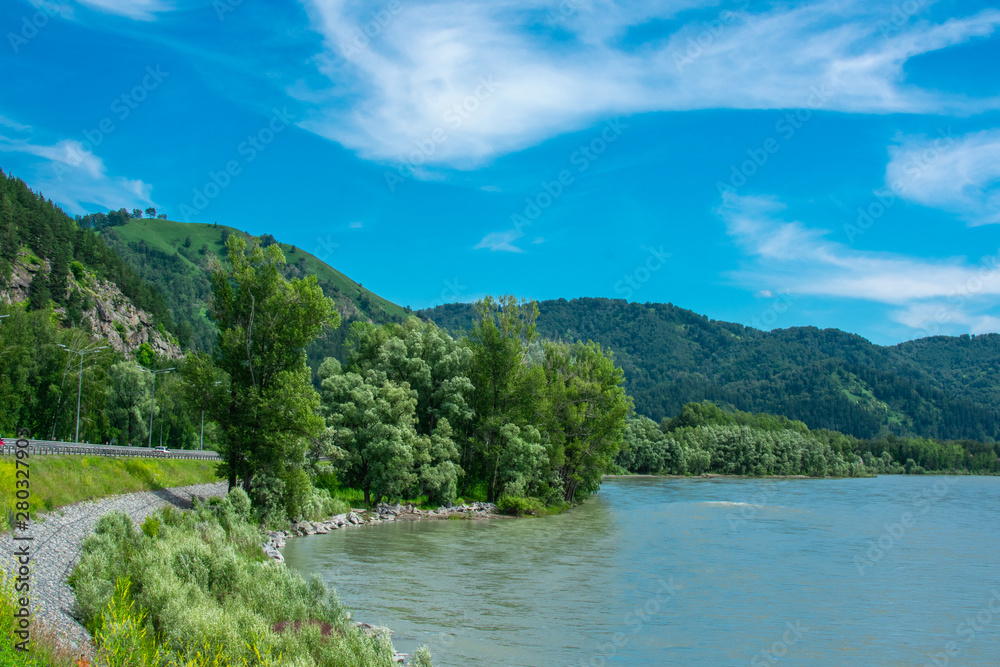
140,515 -> 160,539
497,495 -> 543,517
71,489 -> 421,666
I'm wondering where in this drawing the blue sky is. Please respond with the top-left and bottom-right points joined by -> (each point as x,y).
2,0 -> 999,345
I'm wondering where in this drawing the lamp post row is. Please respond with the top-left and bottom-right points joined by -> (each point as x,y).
136,365 -> 175,448
8,316 -> 207,448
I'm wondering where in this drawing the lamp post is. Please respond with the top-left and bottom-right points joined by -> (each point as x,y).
57,344 -> 107,443
199,381 -> 223,451
137,365 -> 175,448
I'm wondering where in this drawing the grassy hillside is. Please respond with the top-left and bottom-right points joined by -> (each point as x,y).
102,218 -> 406,355
419,298 -> 1000,442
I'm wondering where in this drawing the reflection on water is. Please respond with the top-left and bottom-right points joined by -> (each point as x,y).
282,476 -> 1000,666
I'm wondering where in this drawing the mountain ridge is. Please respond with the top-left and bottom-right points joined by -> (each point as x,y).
418,297 -> 1000,442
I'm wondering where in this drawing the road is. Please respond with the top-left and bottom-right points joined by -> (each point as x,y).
0,438 -> 220,460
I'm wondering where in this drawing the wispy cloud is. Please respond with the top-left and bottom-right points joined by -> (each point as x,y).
720,193 -> 1000,335
75,0 -> 173,21
298,0 -> 1000,167
475,229 -> 524,253
886,128 -> 1000,225
0,134 -> 154,215
0,115 -> 31,132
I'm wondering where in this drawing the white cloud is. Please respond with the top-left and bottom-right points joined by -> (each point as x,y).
298,0 -> 1000,166
74,0 -> 172,21
0,134 -> 154,215
720,193 -> 1000,336
475,229 -> 524,253
886,128 -> 1000,225
0,115 -> 31,132
349,221 -> 363,228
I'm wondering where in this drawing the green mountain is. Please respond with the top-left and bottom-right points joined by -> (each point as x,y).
100,217 -> 407,363
418,298 -> 1000,442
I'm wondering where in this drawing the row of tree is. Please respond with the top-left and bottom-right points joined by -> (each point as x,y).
0,304 -> 216,450
188,237 -> 632,514
613,401 -> 1000,477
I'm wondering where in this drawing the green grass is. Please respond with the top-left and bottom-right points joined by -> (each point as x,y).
108,218 -> 407,320
0,456 -> 221,531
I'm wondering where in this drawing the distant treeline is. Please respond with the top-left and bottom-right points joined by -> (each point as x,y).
614,401 -> 1000,477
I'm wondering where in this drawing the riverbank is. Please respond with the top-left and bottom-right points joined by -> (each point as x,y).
263,502 -> 507,562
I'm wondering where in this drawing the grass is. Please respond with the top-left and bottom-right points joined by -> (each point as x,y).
0,456 -> 221,531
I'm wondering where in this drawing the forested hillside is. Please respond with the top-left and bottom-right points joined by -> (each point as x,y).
100,217 -> 407,364
419,298 -> 1000,442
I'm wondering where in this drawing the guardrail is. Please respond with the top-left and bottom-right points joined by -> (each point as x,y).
0,439 -> 220,461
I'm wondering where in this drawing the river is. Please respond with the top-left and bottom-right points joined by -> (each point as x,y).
281,476 -> 1000,666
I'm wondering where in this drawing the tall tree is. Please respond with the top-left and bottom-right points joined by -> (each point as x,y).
209,234 -> 338,496
540,340 -> 631,503
318,359 -> 417,505
467,295 -> 543,501
106,361 -> 152,446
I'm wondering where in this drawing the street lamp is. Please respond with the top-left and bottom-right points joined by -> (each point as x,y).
137,365 -> 175,448
57,344 -> 107,443
200,381 -> 223,451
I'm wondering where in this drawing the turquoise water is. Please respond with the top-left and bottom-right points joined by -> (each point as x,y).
281,476 -> 1000,666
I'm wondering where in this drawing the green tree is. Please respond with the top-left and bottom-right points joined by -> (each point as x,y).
209,235 -> 338,498
318,359 -> 416,504
540,340 -> 631,503
467,295 -> 542,501
106,361 -> 151,446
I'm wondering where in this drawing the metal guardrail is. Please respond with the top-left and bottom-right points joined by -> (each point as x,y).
0,439 -> 220,461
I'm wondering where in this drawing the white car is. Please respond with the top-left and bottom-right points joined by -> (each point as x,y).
154,446 -> 170,456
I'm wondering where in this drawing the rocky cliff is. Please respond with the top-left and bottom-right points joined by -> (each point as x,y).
1,250 -> 182,359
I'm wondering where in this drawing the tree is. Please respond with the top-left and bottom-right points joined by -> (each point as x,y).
157,213 -> 167,220
318,359 -> 416,504
106,361 -> 151,446
179,351 -> 227,448
131,208 -> 143,219
209,234 -> 338,497
347,318 -> 475,437
467,295 -> 543,501
540,340 -> 631,503
145,207 -> 156,218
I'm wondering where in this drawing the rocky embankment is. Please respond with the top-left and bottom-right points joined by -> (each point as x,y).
261,502 -> 502,561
